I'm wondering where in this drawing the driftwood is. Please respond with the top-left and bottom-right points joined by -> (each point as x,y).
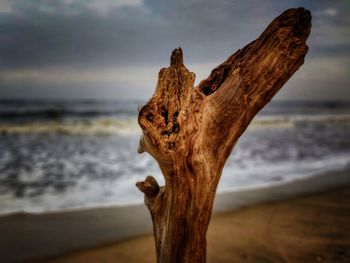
136,8 -> 311,263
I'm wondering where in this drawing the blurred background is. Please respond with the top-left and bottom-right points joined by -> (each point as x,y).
0,0 -> 349,217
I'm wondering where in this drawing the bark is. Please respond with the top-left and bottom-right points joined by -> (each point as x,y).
136,8 -> 311,263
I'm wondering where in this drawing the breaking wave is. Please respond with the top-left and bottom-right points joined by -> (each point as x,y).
0,114 -> 349,135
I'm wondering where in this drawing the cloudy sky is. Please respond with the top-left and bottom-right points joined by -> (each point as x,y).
0,0 -> 349,100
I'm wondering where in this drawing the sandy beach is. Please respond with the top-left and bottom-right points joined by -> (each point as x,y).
1,169 -> 350,263
44,185 -> 350,263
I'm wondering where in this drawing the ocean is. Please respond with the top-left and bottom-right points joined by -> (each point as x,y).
0,99 -> 350,215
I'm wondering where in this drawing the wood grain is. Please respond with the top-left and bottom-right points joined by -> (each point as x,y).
137,8 -> 311,263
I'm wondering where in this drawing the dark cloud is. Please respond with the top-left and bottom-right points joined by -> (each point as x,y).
0,0 -> 347,68
1,1 -> 160,68
0,0 -> 349,99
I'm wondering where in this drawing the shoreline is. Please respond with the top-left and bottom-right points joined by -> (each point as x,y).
2,165 -> 350,217
1,168 -> 350,262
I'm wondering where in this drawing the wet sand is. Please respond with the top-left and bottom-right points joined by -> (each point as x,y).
1,169 -> 350,263
45,185 -> 350,263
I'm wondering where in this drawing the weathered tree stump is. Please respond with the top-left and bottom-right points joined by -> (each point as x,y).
136,8 -> 311,263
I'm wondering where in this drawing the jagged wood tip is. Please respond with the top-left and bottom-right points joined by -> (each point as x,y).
170,47 -> 183,67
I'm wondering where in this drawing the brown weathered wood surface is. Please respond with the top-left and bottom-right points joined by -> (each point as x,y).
137,7 -> 311,263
